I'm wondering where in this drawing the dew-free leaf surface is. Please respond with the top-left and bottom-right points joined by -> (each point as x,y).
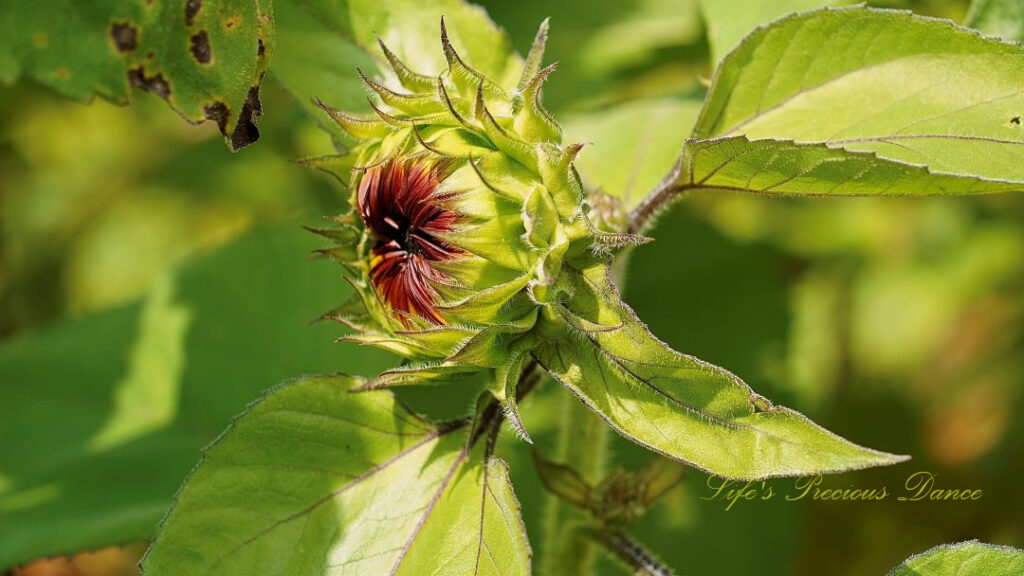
640,7 -> 1024,217
0,228 -> 390,569
142,375 -> 531,575
534,261 -> 907,480
0,0 -> 272,149
887,541 -> 1024,576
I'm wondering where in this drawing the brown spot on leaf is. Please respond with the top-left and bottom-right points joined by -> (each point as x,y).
54,67 -> 71,81
33,33 -> 48,49
202,80 -> 263,150
190,30 -> 212,64
258,38 -> 265,57
224,14 -> 241,31
128,67 -> 171,100
230,82 -> 263,150
110,22 -> 138,52
1012,116 -> 1021,126
204,101 -> 230,133
147,51 -> 155,60
184,0 -> 202,26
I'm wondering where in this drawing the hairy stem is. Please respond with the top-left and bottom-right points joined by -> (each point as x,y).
627,153 -> 689,234
540,394 -> 610,576
628,183 -> 686,234
588,528 -> 677,576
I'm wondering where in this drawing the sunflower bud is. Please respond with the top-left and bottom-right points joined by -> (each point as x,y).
310,19 -> 638,394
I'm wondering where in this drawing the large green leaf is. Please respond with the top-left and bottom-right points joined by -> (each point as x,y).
632,7 -> 1024,216
694,8 -> 1024,181
142,374 -> 531,575
698,0 -> 836,65
967,0 -> 1024,43
0,227 -> 391,569
0,0 -> 272,150
887,541 -> 1024,576
563,98 -> 703,209
533,262 -> 907,480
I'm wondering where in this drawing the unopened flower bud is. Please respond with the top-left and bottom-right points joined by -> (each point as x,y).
310,19 -> 640,380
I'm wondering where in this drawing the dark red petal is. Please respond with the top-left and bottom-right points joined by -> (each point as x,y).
357,157 -> 462,325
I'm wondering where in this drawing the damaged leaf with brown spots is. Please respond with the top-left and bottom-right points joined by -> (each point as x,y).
0,0 -> 273,150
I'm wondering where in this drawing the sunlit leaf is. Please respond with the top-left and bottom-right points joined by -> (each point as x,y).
142,375 -> 531,575
0,227 -> 391,569
887,541 -> 1024,576
271,0 -> 522,145
347,0 -> 522,88
656,7 -> 1024,206
698,0 -> 836,65
533,261 -> 907,480
0,0 -> 272,150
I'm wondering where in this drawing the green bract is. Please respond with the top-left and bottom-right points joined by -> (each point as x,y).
311,20 -> 634,398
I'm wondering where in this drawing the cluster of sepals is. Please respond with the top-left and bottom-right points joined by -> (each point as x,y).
306,18 -> 645,438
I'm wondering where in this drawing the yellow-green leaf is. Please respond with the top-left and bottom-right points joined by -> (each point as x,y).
142,375 -> 531,575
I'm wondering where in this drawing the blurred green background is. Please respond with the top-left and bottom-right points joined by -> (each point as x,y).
1,0 -> 1022,574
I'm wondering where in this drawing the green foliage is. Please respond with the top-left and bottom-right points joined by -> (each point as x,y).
563,98 -> 703,210
534,261 -> 906,480
698,0 -> 839,64
4,0 -> 1024,574
967,0 -> 1024,42
681,138 -> 1024,196
0,0 -> 272,150
651,7 -> 1024,213
887,541 -> 1024,575
143,375 -> 530,575
272,0 -> 520,143
0,228 -> 391,567
272,1 -> 379,142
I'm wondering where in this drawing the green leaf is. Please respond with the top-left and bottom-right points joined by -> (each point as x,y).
680,7 -> 1024,196
142,374 -> 531,575
563,98 -> 703,209
967,0 -> 1024,43
698,0 -> 837,65
346,0 -> 522,89
679,137 -> 1024,196
271,1 -> 380,143
0,0 -> 272,150
887,541 -> 1024,576
578,0 -> 703,77
0,227 -> 392,569
533,262 -> 907,480
271,0 -> 522,144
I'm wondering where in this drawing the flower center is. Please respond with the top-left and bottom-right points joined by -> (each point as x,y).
356,158 -> 460,324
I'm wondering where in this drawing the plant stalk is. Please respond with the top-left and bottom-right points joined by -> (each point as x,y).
539,393 -> 610,576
